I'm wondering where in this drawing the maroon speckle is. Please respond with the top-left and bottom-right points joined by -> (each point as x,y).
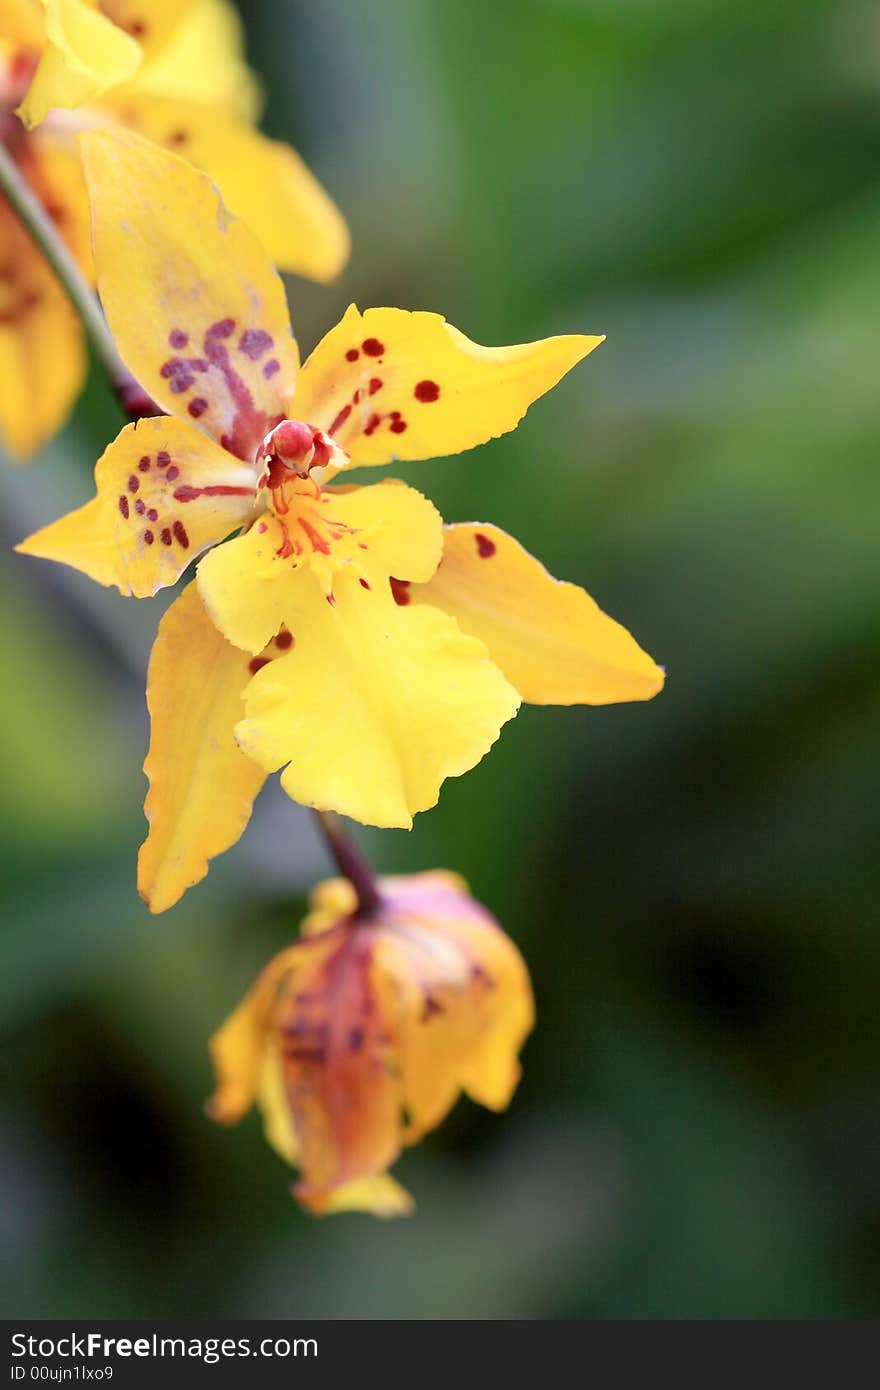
326,593 -> 337,606
156,451 -> 170,468
262,358 -> 280,379
118,495 -> 129,519
275,630 -> 294,650
147,508 -> 158,522
166,466 -> 180,482
168,129 -> 188,147
348,1026 -> 365,1052
174,483 -> 253,503
368,377 -> 383,396
390,577 -> 411,606
171,375 -> 194,394
127,475 -> 139,493
345,348 -> 359,362
168,330 -> 188,349
475,532 -> 496,558
207,318 -> 235,339
129,19 -> 146,37
390,418 -> 407,434
143,529 -> 154,545
257,522 -> 267,533
421,994 -> 444,1021
329,403 -> 351,435
363,413 -> 381,436
134,499 -> 145,516
362,337 -> 385,357
248,656 -> 270,675
160,528 -> 172,546
138,457 -> 150,472
415,379 -> 440,403
188,397 -> 207,418
359,577 -> 371,589
173,520 -> 189,549
239,328 -> 274,360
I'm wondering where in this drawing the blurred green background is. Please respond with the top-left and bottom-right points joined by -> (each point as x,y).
3,0 -> 880,1319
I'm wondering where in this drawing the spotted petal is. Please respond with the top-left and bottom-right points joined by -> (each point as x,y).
413,523 -> 665,705
80,128 -> 298,461
16,415 -> 257,596
292,304 -> 602,469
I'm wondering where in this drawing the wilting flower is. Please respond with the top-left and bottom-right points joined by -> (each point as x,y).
18,130 -> 665,911
0,0 -> 347,455
208,870 -> 534,1216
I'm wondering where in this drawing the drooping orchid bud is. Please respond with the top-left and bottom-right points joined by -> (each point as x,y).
207,871 -> 535,1216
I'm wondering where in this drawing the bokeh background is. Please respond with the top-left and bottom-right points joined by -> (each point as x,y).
3,0 -> 880,1319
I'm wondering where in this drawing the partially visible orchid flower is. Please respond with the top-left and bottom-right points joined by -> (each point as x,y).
0,0 -> 348,455
18,131 -> 664,912
208,870 -> 535,1217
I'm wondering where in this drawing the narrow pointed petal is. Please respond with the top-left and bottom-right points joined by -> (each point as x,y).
232,572 -> 521,829
0,208 -> 85,458
80,128 -> 298,459
293,304 -> 603,469
138,582 -> 268,914
108,95 -> 349,282
413,523 -> 665,705
16,415 -> 257,596
17,0 -> 142,130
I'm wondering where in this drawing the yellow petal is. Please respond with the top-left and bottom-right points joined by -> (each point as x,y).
292,303 -> 603,469
0,205 -> 85,458
22,128 -> 93,279
127,0 -> 261,121
257,1040 -> 298,1165
207,943 -> 304,1125
195,478 -> 443,654
80,127 -> 298,460
106,94 -> 349,282
16,415 -> 256,596
99,0 -> 198,62
17,0 -> 142,130
137,581 -> 268,914
413,522 -> 665,706
372,873 -> 534,1137
299,1172 -> 414,1218
233,569 -> 521,829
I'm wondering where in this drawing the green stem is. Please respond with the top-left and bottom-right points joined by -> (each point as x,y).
0,137 -> 157,420
312,811 -> 382,919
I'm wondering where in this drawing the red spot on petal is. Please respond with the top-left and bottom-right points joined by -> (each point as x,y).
257,521 -> 268,533
390,418 -> 407,433
239,328 -> 274,360
207,318 -> 235,339
143,529 -> 154,545
263,358 -> 280,379
415,379 -> 440,402
345,348 -> 359,362
139,454 -> 151,468
118,495 -> 129,519
168,129 -> 188,147
275,630 -> 294,650
134,499 -> 145,515
329,403 -> 351,435
475,532 -> 496,558
165,466 -> 180,482
129,19 -> 146,37
359,577 -> 371,589
363,413 -> 381,436
160,528 -> 172,546
248,656 -> 270,675
390,577 -> 411,605
362,337 -> 385,357
174,483 -> 253,502
169,330 -> 188,349
368,377 -> 383,395
147,508 -> 158,522
188,397 -> 208,418
172,520 -> 189,548
128,475 -> 139,493
156,452 -> 170,468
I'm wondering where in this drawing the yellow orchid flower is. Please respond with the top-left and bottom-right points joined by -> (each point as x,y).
208,869 -> 535,1217
0,0 -> 348,456
18,130 -> 665,910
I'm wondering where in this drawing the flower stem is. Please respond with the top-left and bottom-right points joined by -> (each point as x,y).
0,138 -> 158,421
312,811 -> 382,919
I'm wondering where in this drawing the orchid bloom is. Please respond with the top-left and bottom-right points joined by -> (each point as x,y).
208,870 -> 534,1217
0,0 -> 348,455
18,130 -> 665,912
